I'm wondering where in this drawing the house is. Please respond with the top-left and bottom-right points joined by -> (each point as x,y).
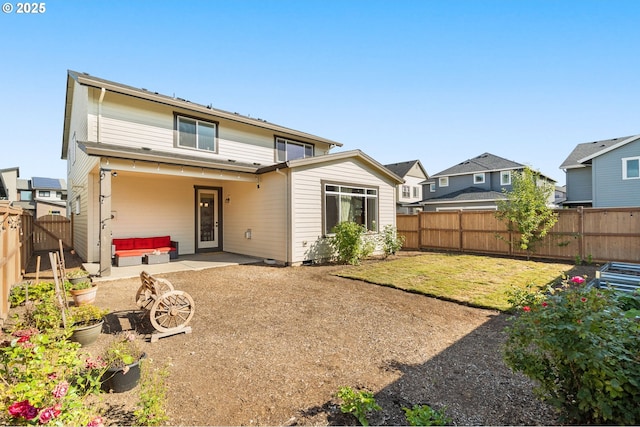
0,167 -> 19,202
0,168 -> 67,217
61,70 -> 403,276
384,160 -> 428,214
31,177 -> 67,217
417,152 -> 556,211
559,134 -> 640,208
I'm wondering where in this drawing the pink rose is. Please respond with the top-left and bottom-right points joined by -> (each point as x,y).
570,276 -> 585,284
52,381 -> 69,398
38,405 -> 61,424
581,297 -> 587,303
523,306 -> 531,312
87,416 -> 105,427
541,302 -> 548,307
8,400 -> 38,420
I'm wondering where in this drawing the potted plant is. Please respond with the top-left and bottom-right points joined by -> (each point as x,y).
101,332 -> 146,393
68,304 -> 109,347
66,269 -> 91,285
66,274 -> 98,306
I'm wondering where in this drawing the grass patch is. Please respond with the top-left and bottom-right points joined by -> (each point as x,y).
335,253 -> 573,311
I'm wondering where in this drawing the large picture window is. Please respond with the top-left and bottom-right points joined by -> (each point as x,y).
324,184 -> 378,234
276,137 -> 313,162
177,115 -> 217,152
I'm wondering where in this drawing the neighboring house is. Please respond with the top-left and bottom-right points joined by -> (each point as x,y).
554,185 -> 567,206
560,134 -> 640,208
0,167 -> 19,202
0,168 -> 67,216
31,177 -> 67,217
417,152 -> 556,211
61,70 -> 403,276
384,160 -> 428,214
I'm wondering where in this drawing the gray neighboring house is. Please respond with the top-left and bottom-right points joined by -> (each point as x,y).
417,152 -> 556,211
384,160 -> 428,214
560,134 -> 640,208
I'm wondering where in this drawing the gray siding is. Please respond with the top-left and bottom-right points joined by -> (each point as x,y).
592,138 -> 640,207
565,167 -> 592,203
424,170 -> 511,200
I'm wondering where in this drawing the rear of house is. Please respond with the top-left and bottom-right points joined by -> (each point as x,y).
62,71 -> 402,275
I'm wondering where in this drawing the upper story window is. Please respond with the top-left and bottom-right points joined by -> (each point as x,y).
500,170 -> 512,185
276,137 -> 313,162
402,185 -> 410,198
20,191 -> 32,201
473,173 -> 485,184
429,183 -> 436,193
438,177 -> 449,187
39,190 -> 50,197
623,157 -> 640,179
413,186 -> 420,198
176,115 -> 217,152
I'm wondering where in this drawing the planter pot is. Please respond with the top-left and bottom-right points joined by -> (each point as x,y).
101,353 -> 146,393
69,276 -> 90,285
70,285 -> 98,306
69,319 -> 104,347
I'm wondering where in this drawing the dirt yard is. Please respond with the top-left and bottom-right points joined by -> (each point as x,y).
19,251 -> 596,426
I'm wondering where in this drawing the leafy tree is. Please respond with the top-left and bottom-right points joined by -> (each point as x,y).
495,167 -> 558,259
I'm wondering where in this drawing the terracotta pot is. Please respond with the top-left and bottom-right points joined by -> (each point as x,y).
101,353 -> 146,393
70,285 -> 98,306
69,319 -> 104,347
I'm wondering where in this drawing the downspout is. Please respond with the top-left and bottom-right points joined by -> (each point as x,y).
275,168 -> 291,265
97,87 -> 106,143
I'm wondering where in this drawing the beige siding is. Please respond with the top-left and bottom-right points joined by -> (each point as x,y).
223,173 -> 288,261
89,90 -> 329,166
66,81 -> 98,261
290,159 -> 397,263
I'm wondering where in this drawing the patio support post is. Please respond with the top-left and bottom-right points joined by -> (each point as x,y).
99,168 -> 112,277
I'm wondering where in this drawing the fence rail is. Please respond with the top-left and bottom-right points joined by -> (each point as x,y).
398,207 -> 640,263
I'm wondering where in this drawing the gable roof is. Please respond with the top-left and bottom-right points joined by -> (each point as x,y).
419,186 -> 506,205
384,160 -> 428,179
62,70 -> 343,159
259,150 -> 405,184
431,153 -> 523,177
559,134 -> 640,169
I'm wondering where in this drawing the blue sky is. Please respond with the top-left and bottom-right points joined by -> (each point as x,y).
2,0 -> 639,185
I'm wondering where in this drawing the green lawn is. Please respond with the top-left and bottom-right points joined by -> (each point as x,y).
335,253 -> 574,311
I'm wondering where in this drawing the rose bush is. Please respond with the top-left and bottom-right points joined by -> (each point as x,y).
503,277 -> 640,424
0,328 -> 105,425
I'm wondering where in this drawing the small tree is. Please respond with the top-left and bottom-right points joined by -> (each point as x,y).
329,221 -> 375,265
495,167 -> 557,259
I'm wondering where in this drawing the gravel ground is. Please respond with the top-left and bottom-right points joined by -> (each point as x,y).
18,251 -> 594,426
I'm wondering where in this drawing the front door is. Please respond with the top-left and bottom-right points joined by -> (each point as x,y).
196,188 -> 220,250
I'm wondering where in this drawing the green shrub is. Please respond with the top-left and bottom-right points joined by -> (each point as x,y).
503,280 -> 640,424
0,328 -> 104,425
134,359 -> 170,426
380,224 -> 405,258
402,404 -> 451,426
9,282 -> 55,307
336,386 -> 381,426
329,222 -> 375,265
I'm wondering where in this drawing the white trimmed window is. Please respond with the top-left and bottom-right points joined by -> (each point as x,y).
473,173 -> 485,184
623,157 -> 640,179
439,177 -> 449,187
413,187 -> 420,198
177,115 -> 217,152
402,185 -> 410,198
500,170 -> 512,185
430,183 -> 436,193
276,137 -> 313,161
324,184 -> 378,234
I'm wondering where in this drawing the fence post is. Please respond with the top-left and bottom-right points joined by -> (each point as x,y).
578,206 -> 584,262
458,210 -> 463,251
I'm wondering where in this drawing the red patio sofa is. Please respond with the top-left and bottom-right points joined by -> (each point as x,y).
112,236 -> 179,266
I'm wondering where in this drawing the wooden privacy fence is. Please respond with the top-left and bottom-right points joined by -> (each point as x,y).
1,203 -> 33,323
398,207 -> 640,263
34,214 -> 72,251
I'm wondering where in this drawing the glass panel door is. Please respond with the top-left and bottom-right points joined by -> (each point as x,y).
197,189 -> 218,249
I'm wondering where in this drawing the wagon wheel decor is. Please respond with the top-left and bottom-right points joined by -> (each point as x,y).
150,290 -> 195,333
137,271 -> 195,341
136,277 -> 174,311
